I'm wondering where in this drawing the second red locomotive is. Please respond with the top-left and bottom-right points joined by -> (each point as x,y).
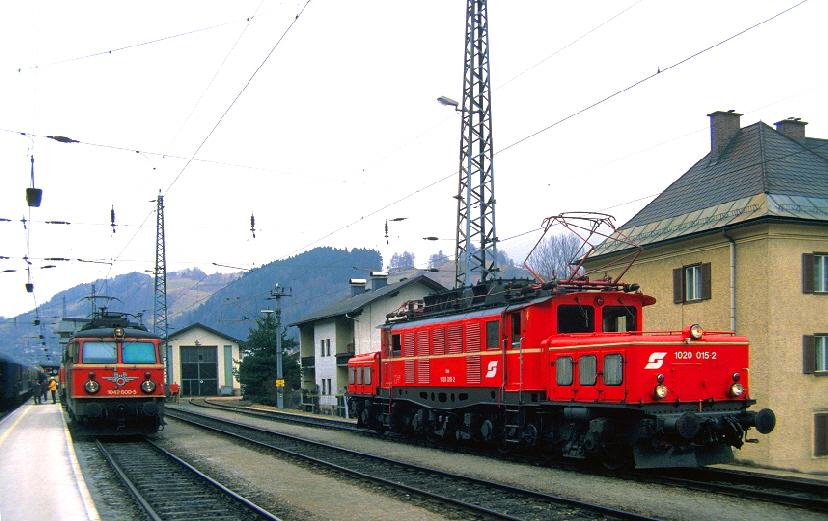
348,215 -> 775,469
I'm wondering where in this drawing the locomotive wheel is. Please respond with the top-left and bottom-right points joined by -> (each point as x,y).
411,408 -> 427,436
359,407 -> 371,427
521,423 -> 540,447
480,419 -> 494,442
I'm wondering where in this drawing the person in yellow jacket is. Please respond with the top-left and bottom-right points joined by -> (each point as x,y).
47,377 -> 58,404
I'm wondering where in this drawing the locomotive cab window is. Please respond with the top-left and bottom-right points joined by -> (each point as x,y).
349,367 -> 356,385
557,305 -> 595,333
64,341 -> 79,364
603,353 -> 623,386
364,367 -> 371,385
391,333 -> 402,357
580,355 -> 597,386
486,320 -> 499,349
603,306 -> 637,332
122,342 -> 156,364
509,312 -> 521,348
82,341 -> 117,364
556,356 -> 574,386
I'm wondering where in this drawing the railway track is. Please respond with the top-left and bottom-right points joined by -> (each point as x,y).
196,398 -> 360,431
95,436 -> 283,521
635,466 -> 828,513
166,407 -> 660,521
191,399 -> 828,515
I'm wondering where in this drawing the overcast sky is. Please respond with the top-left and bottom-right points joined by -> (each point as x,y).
0,0 -> 825,319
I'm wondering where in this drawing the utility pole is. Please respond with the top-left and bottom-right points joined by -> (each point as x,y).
262,285 -> 290,409
455,0 -> 497,288
152,190 -> 170,382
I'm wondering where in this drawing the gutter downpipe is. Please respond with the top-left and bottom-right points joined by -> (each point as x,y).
722,226 -> 736,332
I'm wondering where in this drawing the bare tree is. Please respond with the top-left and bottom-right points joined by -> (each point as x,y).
389,251 -> 416,269
525,232 -> 585,281
428,250 -> 449,269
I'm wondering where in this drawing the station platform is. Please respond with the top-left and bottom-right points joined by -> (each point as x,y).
0,402 -> 100,521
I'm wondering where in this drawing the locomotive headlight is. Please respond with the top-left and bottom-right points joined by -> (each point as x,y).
729,382 -> 745,397
654,384 -> 669,399
84,379 -> 101,394
141,380 -> 157,393
689,324 -> 704,340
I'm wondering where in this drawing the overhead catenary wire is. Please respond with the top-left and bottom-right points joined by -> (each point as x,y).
0,1 -> 816,323
11,16 -> 262,73
162,0 -> 314,196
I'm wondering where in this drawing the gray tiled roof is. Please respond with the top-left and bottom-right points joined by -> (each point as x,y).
168,322 -> 240,343
290,274 -> 446,327
595,121 -> 828,255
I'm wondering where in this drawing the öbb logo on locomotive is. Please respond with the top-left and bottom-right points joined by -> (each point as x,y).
101,369 -> 139,387
346,213 -> 776,469
644,352 -> 667,370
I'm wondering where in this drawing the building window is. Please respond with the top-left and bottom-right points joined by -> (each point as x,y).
803,253 -> 828,293
803,334 -> 828,374
320,339 -> 331,356
815,413 -> 828,456
673,263 -> 711,303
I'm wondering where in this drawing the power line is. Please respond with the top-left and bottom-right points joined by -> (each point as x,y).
163,0 -> 314,196
11,16 -> 259,73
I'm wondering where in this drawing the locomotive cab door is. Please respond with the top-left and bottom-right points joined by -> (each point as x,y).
503,311 -> 523,392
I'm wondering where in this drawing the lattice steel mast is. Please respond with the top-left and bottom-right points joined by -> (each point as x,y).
152,190 -> 170,378
455,0 -> 497,288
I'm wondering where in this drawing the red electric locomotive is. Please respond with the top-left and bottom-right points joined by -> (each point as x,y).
61,308 -> 166,434
347,214 -> 775,468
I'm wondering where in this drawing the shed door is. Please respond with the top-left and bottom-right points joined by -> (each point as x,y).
181,345 -> 218,396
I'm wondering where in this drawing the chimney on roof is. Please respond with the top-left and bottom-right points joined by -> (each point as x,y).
774,117 -> 807,141
349,278 -> 367,297
708,110 -> 742,157
370,271 -> 388,290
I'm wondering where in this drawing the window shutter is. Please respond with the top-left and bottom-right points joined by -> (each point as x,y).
700,262 -> 712,300
673,268 -> 684,304
803,335 -> 816,374
803,253 -> 815,294
815,414 -> 828,456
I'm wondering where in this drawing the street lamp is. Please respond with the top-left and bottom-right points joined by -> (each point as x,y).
437,96 -> 459,109
260,309 -> 284,408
